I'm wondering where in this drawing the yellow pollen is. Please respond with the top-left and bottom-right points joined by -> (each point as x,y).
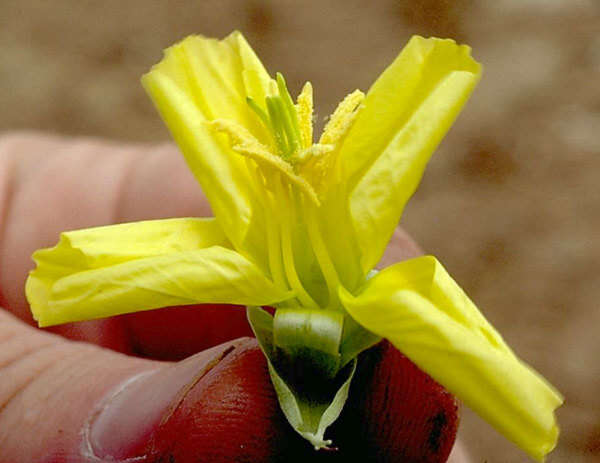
319,90 -> 364,145
296,82 -> 314,149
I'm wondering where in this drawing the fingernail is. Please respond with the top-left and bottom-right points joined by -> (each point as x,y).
84,340 -> 243,460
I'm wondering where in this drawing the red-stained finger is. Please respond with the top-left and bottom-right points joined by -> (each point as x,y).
329,341 -> 459,462
0,310 -> 468,463
120,304 -> 255,360
0,310 -> 277,462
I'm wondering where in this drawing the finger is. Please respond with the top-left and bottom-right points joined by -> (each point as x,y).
121,304 -> 255,360
0,310 -> 291,463
447,442 -> 472,463
97,341 -> 465,463
310,341 -> 459,463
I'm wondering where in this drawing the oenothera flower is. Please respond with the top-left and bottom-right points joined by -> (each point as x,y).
26,32 -> 562,460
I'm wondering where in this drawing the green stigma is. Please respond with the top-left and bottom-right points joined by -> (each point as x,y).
247,72 -> 303,160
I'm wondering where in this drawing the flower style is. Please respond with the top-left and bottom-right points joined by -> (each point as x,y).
26,32 -> 562,460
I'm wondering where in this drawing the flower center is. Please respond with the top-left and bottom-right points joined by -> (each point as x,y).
207,74 -> 366,312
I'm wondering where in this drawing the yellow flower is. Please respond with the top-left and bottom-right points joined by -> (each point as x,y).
26,31 -> 562,460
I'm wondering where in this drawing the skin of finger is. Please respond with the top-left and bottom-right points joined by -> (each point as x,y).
0,310 -> 156,462
143,339 -> 465,463
121,304 -> 255,360
320,341 -> 460,463
448,442 -> 471,463
0,309 -> 283,462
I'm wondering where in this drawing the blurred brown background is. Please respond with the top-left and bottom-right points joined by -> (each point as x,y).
1,1 -> 599,461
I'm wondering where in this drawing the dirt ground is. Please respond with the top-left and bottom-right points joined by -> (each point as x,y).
1,1 -> 599,461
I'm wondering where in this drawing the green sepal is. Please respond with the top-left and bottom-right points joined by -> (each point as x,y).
273,308 -> 343,380
338,270 -> 382,367
247,306 -> 358,450
268,358 -> 357,450
247,304 -> 276,358
339,314 -> 381,368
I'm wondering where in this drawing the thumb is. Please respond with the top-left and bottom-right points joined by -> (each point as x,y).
0,310 -> 289,463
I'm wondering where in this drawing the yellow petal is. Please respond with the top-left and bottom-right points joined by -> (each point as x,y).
28,245 -> 292,327
338,36 -> 482,272
34,217 -> 228,267
26,218 -> 224,324
141,32 -> 272,271
147,32 -> 271,141
340,256 -> 563,461
235,33 -> 273,115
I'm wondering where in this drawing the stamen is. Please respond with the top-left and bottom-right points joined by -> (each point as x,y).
305,201 -> 341,309
293,143 -> 334,165
275,174 -> 319,309
296,82 -> 314,148
208,118 -> 320,205
246,159 -> 288,291
295,144 -> 336,195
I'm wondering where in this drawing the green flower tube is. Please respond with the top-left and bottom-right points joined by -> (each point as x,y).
26,31 -> 562,460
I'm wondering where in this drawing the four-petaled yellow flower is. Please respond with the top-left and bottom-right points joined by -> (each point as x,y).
26,31 -> 562,460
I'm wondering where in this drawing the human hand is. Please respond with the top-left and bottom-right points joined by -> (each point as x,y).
0,132 -> 471,462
